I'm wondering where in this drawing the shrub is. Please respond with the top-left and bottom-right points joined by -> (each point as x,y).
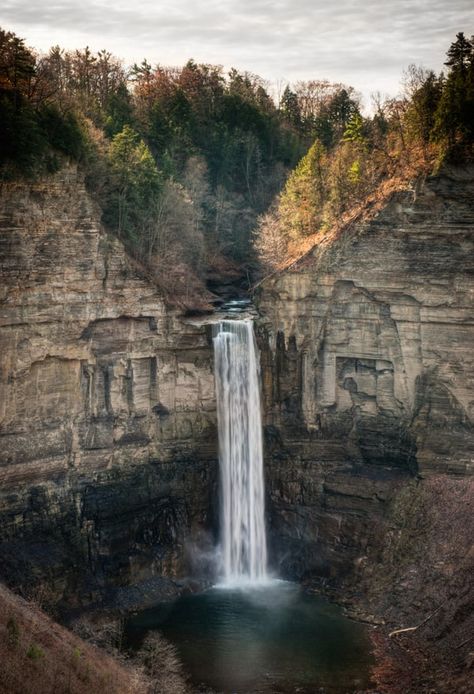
6,616 -> 20,648
26,643 -> 45,660
135,632 -> 189,694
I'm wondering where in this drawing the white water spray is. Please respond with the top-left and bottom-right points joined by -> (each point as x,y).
213,319 -> 268,584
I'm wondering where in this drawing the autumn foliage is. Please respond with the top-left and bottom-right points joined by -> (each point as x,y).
1,28 -> 473,299
254,33 -> 474,273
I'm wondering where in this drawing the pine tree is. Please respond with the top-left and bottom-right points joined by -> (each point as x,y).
445,32 -> 472,73
434,33 -> 474,144
280,86 -> 302,130
343,112 -> 366,144
279,139 -> 327,238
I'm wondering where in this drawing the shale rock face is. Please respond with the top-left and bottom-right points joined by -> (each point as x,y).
0,165 -> 217,602
256,166 -> 474,582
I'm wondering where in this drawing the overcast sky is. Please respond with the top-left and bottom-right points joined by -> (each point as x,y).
1,0 -> 472,108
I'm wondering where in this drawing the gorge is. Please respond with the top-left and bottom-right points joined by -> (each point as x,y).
127,316 -> 374,693
1,160 -> 473,692
0,25 -> 474,691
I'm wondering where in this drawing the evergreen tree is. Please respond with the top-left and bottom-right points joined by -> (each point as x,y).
325,88 -> 360,139
279,140 -> 327,238
343,112 -> 366,144
280,86 -> 302,130
104,83 -> 134,137
412,71 -> 442,142
0,28 -> 35,102
434,33 -> 474,144
445,32 -> 472,73
105,125 -> 162,242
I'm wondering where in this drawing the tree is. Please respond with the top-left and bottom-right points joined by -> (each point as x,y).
280,85 -> 302,130
0,29 -> 85,175
105,125 -> 162,242
294,79 -> 337,121
182,154 -> 211,263
445,32 -> 472,73
325,88 -> 360,140
434,33 -> 474,144
178,60 -> 224,122
0,28 -> 35,103
279,139 -> 327,238
94,49 -> 126,110
103,82 -> 134,137
253,208 -> 287,271
343,112 -> 366,144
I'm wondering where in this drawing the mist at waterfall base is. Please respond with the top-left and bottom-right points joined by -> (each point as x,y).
125,319 -> 374,691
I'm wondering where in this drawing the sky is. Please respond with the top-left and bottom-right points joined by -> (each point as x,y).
1,0 -> 472,108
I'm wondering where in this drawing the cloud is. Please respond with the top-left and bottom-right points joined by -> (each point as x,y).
1,0 -> 472,104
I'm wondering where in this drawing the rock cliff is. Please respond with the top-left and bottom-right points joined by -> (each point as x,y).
0,165 -> 217,603
256,165 -> 474,689
1,160 -> 473,672
256,164 -> 474,581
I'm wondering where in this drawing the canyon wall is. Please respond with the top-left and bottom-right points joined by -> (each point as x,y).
1,160 -> 473,646
256,165 -> 474,586
0,165 -> 217,604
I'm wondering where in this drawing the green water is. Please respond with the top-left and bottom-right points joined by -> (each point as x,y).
125,580 -> 374,693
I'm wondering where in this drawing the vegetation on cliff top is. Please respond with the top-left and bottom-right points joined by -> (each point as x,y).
0,28 -> 286,302
0,26 -> 364,305
0,28 -> 473,299
254,32 -> 474,272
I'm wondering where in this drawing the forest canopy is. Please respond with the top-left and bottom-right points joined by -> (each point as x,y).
1,28 -> 473,301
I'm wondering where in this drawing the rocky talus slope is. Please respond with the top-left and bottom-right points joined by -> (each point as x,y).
256,164 -> 474,691
0,165 -> 217,604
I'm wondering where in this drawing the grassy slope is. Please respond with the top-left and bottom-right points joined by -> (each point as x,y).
0,584 -> 147,694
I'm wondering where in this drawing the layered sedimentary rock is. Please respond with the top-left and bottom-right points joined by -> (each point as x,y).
256,165 -> 474,583
1,157 -> 473,653
0,165 -> 217,602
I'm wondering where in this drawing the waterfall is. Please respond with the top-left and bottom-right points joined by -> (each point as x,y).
213,319 -> 268,584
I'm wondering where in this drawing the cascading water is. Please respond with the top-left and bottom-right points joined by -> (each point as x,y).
128,322 -> 374,694
213,319 -> 268,584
